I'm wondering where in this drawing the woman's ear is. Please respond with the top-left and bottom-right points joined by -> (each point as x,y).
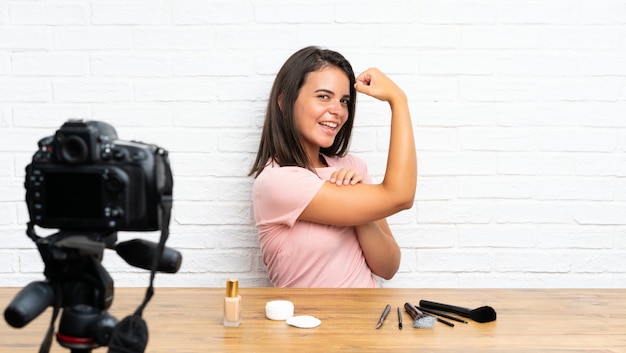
277,93 -> 283,111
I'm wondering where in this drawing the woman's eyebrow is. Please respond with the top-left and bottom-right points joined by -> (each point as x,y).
314,89 -> 335,95
315,89 -> 350,98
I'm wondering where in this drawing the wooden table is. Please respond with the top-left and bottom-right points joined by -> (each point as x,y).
1,287 -> 625,352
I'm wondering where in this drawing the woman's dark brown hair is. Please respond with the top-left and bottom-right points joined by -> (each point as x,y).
249,46 -> 357,178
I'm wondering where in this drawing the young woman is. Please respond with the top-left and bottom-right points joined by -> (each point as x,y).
249,46 -> 416,288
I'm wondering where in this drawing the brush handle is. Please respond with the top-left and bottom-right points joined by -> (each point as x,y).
418,306 -> 468,323
419,300 -> 472,317
403,302 -> 421,320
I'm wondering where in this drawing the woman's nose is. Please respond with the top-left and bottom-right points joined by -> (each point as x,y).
328,99 -> 344,116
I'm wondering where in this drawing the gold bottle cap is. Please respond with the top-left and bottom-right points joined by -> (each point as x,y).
226,278 -> 239,297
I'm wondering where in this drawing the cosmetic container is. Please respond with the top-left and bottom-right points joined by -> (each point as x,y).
265,300 -> 294,320
223,278 -> 241,327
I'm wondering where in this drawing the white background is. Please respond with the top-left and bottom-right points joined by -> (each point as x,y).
1,0 -> 626,288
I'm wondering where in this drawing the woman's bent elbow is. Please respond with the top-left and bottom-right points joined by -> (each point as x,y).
376,264 -> 400,280
395,195 -> 414,212
389,185 -> 415,212
379,271 -> 396,281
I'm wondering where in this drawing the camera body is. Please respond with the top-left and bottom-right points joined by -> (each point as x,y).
25,120 -> 171,232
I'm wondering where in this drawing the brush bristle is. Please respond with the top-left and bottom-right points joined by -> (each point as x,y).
472,306 -> 497,323
413,314 -> 436,329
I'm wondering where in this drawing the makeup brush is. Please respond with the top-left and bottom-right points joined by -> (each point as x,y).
417,306 -> 468,324
419,300 -> 497,323
403,302 -> 436,329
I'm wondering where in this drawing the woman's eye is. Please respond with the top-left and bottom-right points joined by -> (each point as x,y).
340,98 -> 350,105
318,94 -> 330,100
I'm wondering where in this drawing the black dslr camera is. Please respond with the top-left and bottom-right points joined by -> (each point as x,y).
26,119 -> 168,232
4,120 -> 181,353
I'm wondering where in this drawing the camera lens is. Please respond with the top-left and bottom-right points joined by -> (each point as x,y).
60,135 -> 89,164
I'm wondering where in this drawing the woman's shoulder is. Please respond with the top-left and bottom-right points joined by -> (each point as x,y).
257,161 -> 316,178
254,162 -> 322,190
252,161 -> 325,208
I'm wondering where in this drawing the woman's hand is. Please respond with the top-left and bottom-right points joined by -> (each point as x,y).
329,168 -> 363,186
354,68 -> 407,105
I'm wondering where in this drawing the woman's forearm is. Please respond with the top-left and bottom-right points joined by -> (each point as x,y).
382,92 -> 417,211
355,220 -> 401,280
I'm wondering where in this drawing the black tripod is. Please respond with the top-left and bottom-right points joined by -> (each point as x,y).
5,224 -> 181,353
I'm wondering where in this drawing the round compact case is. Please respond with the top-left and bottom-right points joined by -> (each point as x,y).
265,300 -> 295,320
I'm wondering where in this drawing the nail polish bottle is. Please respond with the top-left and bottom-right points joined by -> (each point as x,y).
223,278 -> 241,327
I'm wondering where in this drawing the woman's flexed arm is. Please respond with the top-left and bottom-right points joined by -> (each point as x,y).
300,68 -> 417,226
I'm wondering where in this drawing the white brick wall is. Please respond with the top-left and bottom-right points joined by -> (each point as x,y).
1,0 -> 625,289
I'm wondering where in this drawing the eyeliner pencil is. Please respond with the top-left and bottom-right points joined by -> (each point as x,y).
397,307 -> 402,330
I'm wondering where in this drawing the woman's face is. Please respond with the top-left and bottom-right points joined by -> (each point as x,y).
293,65 -> 351,162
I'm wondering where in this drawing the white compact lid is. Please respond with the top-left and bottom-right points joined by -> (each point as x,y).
265,300 -> 294,320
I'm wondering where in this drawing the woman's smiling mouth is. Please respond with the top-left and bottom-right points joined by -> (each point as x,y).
319,121 -> 339,130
